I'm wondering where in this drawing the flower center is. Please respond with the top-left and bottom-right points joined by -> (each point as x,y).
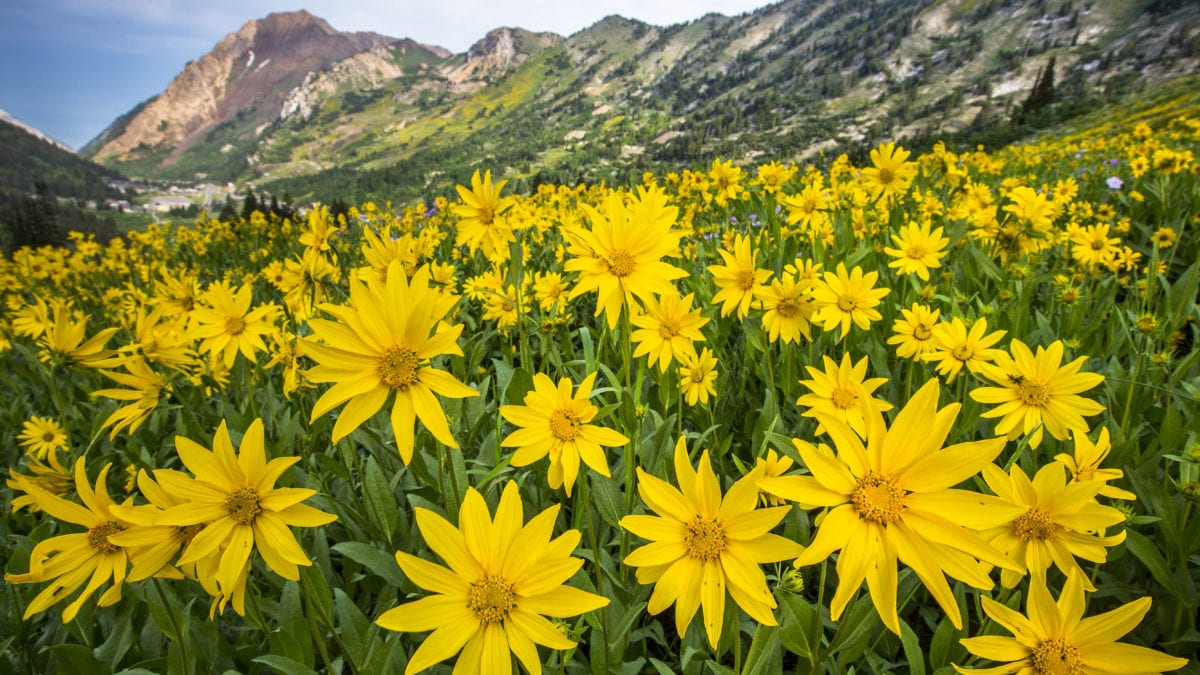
1013,507 -> 1058,541
87,520 -> 124,554
478,205 -> 495,225
776,298 -> 802,318
684,517 -> 727,561
878,168 -> 895,185
549,409 -> 582,442
913,324 -> 932,340
224,487 -> 262,526
1016,380 -> 1050,407
690,369 -> 708,384
951,344 -> 974,361
851,473 -> 906,524
736,268 -> 758,291
225,315 -> 246,336
837,296 -> 858,312
42,431 -> 57,443
606,250 -> 635,278
830,387 -> 858,410
657,318 -> 682,340
378,346 -> 420,390
1031,637 -> 1082,675
905,245 -> 927,259
467,574 -> 516,624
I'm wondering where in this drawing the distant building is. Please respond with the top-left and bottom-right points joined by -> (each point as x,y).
146,196 -> 193,213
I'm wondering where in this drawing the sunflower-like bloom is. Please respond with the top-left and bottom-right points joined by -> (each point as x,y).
621,437 -> 802,648
376,481 -> 609,675
1070,222 -> 1122,268
755,271 -> 815,345
1054,427 -> 1136,500
191,280 -> 278,369
92,357 -> 171,439
707,157 -> 746,206
708,234 -> 772,319
923,316 -> 1006,382
108,469 -> 214,583
564,188 -> 686,329
884,220 -> 949,281
18,415 -> 69,459
303,262 -> 479,462
760,379 -> 1023,634
955,570 -> 1187,674
677,347 -> 718,406
796,353 -> 893,438
452,169 -> 514,260
862,142 -> 918,203
782,180 -> 831,233
631,291 -> 709,372
977,462 -> 1126,591
887,303 -> 941,360
153,419 -> 337,616
811,263 -> 890,338
970,340 -> 1106,449
499,372 -> 629,496
5,459 -> 133,622
37,301 -> 121,369
8,448 -> 74,512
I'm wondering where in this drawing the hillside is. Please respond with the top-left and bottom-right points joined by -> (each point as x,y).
82,0 -> 1200,204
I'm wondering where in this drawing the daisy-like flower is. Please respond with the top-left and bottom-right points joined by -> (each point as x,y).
759,379 -> 1023,634
884,220 -> 950,281
923,316 -> 1006,382
811,263 -> 890,338
191,280 -> 278,369
677,347 -> 718,406
887,303 -> 941,360
755,449 -> 794,507
18,415 -> 69,460
782,180 -> 831,233
709,233 -> 773,319
564,189 -> 686,329
754,271 -> 815,344
37,302 -> 121,369
862,142 -> 918,203
970,340 -> 1105,449
376,481 -> 609,675
796,353 -> 893,438
631,291 -> 709,372
452,169 -> 513,260
108,469 -> 213,584
8,448 -> 74,513
153,419 -> 337,617
707,157 -> 746,206
1054,427 -> 1136,500
621,437 -> 802,648
5,459 -> 133,623
955,570 -> 1187,674
977,462 -> 1126,590
303,262 -> 479,462
92,357 -> 171,439
499,372 -> 629,497
1070,223 -> 1121,268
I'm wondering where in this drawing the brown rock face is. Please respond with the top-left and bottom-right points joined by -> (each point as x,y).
91,10 -> 396,164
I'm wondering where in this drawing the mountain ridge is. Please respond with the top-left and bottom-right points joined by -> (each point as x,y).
82,0 -> 1200,201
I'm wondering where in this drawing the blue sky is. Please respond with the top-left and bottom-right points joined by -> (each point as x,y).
0,0 -> 773,151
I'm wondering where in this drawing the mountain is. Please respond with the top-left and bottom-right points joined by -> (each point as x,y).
0,109 -> 73,153
0,118 -> 123,251
83,0 -> 1200,202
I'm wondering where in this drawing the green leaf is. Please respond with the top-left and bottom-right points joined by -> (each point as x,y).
50,644 -> 110,675
776,591 -> 818,663
591,473 -> 627,528
1124,529 -> 1189,603
361,455 -> 399,541
298,564 -> 334,626
826,594 -> 882,664
275,581 -> 313,669
252,654 -> 320,675
742,623 -> 782,675
334,588 -> 371,668
900,620 -> 927,675
331,541 -> 407,588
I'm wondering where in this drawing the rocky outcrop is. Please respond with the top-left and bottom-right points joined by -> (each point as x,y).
444,27 -> 562,83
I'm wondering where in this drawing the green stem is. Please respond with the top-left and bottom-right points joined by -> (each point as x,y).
153,578 -> 191,675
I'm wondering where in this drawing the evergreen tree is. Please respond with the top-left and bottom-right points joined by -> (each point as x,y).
241,189 -> 260,220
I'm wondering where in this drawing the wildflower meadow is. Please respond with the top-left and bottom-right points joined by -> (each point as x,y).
2,96 -> 1199,674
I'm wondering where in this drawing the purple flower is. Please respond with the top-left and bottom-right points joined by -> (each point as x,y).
1108,158 -> 1120,165
1106,176 -> 1124,189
